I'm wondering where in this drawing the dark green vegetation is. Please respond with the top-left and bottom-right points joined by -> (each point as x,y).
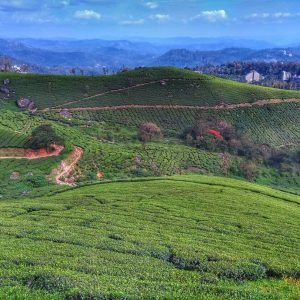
196,61 -> 300,89
0,67 -> 299,196
0,67 -> 299,299
3,67 -> 300,109
0,176 -> 299,300
31,124 -> 64,149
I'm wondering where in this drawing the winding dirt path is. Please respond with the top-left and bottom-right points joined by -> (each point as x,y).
50,146 -> 83,187
0,145 -> 64,160
48,80 -> 168,109
43,98 -> 300,113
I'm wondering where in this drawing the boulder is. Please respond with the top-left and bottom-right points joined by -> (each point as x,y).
10,172 -> 21,180
3,79 -> 10,85
28,101 -> 36,111
0,87 -> 9,94
17,98 -> 31,108
59,110 -> 72,118
17,98 -> 35,110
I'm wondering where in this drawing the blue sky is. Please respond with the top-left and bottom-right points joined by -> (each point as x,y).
0,0 -> 300,42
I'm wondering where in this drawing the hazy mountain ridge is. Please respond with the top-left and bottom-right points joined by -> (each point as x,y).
1,38 -> 300,74
153,47 -> 300,67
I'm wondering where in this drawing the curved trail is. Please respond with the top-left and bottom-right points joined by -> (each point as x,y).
43,98 -> 300,112
0,145 -> 64,160
50,146 -> 83,187
48,79 -> 168,109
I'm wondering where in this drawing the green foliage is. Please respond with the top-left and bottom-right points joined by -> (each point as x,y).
0,67 -> 299,196
138,122 -> 162,142
1,67 -> 300,110
25,175 -> 49,188
0,176 -> 299,299
31,124 -> 64,149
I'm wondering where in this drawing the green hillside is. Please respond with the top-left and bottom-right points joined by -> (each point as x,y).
0,68 -> 299,299
43,101 -> 300,148
0,176 -> 299,300
0,67 -> 300,198
1,67 -> 300,109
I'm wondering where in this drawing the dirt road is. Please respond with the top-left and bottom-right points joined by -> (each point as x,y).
43,98 -> 300,113
50,146 -> 83,186
0,145 -> 64,160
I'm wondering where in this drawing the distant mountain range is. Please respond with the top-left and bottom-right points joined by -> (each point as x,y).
152,48 -> 300,68
1,37 -> 300,74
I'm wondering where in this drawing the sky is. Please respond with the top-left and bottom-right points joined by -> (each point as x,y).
0,0 -> 300,42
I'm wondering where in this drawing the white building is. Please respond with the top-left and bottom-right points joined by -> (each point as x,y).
282,71 -> 292,81
245,70 -> 264,83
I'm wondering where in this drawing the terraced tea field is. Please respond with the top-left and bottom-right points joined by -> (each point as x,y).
0,67 -> 300,197
0,67 -> 299,299
0,176 -> 299,300
42,101 -> 300,148
2,67 -> 300,110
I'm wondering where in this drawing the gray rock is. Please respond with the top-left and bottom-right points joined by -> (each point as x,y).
0,87 -> 9,94
10,172 -> 21,180
17,98 -> 35,110
17,98 -> 31,108
3,79 -> 10,85
59,110 -> 72,118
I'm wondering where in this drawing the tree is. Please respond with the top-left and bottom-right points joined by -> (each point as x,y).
138,123 -> 162,142
240,160 -> 258,180
0,57 -> 12,72
31,124 -> 64,149
70,68 -> 76,75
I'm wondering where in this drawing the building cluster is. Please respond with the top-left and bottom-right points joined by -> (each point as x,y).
245,70 -> 300,87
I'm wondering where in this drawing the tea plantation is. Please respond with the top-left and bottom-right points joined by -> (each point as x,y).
0,68 -> 299,299
0,176 -> 299,300
2,67 -> 300,109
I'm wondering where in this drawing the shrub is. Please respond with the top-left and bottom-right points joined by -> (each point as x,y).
25,273 -> 75,292
138,122 -> 162,142
26,175 -> 49,188
218,262 -> 267,282
240,160 -> 258,180
30,124 -> 64,150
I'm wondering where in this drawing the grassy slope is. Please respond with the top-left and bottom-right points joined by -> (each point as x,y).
49,101 -> 300,148
1,67 -> 300,109
0,107 -> 231,198
0,175 -> 299,300
0,67 -> 300,196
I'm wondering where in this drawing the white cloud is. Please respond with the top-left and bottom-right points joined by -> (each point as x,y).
74,9 -> 101,20
145,2 -> 158,9
274,12 -> 292,18
61,0 -> 70,6
11,11 -> 59,23
120,18 -> 144,25
192,10 -> 227,22
248,12 -> 300,19
150,14 -> 170,22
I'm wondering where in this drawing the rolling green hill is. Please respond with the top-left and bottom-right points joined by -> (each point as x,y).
0,68 -> 299,299
0,67 -> 300,198
2,67 -> 300,109
0,176 -> 299,300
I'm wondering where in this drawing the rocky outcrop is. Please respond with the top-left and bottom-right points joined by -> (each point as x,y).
0,78 -> 10,96
0,87 -> 9,94
59,110 -> 72,118
3,79 -> 10,85
10,172 -> 21,180
17,98 -> 36,111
